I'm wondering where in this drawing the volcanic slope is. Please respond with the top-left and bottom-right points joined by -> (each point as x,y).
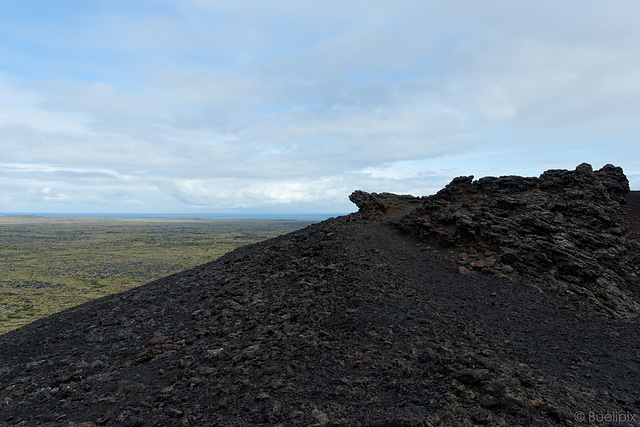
1,170 -> 640,426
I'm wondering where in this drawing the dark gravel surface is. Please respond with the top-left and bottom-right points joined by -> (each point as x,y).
0,193 -> 639,426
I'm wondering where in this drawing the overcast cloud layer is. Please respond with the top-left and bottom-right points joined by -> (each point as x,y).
1,0 -> 639,215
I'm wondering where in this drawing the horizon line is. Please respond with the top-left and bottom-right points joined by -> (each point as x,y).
0,212 -> 349,220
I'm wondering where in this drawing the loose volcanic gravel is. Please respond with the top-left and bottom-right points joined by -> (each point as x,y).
1,189 -> 639,426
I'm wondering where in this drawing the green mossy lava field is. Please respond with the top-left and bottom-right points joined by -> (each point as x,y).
0,216 -> 313,335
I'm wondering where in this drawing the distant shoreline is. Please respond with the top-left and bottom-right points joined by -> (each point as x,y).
0,212 -> 345,221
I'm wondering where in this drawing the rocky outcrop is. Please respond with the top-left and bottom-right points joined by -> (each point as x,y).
399,163 -> 640,317
349,190 -> 387,216
349,191 -> 424,220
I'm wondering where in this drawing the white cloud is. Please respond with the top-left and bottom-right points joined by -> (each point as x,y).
0,77 -> 89,134
466,39 -> 640,126
166,176 -> 353,209
1,0 -> 639,214
0,162 -> 133,180
26,187 -> 71,203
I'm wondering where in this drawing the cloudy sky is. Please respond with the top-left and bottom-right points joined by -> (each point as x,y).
1,0 -> 639,215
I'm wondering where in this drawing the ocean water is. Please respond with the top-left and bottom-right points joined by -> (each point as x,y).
0,212 -> 347,221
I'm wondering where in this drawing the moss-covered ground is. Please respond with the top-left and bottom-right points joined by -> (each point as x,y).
0,216 -> 313,334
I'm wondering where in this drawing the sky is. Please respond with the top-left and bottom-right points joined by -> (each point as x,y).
1,0 -> 639,215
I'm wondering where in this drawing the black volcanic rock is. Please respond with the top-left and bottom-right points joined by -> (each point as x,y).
1,165 -> 640,426
349,190 -> 387,214
400,163 -> 640,318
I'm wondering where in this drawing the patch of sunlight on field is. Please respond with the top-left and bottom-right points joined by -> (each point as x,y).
0,216 -> 314,334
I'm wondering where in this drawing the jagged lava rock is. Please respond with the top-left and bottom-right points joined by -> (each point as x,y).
400,163 -> 640,317
349,190 -> 388,214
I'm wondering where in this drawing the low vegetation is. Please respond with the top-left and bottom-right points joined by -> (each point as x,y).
0,216 -> 313,334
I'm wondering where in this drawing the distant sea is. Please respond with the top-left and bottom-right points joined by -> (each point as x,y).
0,212 -> 347,221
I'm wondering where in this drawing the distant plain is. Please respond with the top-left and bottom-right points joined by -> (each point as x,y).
0,216 -> 314,334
